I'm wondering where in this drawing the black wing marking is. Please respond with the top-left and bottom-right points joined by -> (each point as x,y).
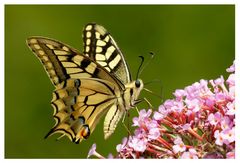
83,23 -> 131,85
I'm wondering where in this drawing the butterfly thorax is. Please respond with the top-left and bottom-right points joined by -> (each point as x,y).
122,79 -> 144,110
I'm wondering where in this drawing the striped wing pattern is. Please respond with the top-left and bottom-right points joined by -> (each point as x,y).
27,37 -> 117,86
83,23 -> 131,85
27,36 -> 126,142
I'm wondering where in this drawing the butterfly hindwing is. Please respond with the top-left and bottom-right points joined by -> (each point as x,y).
83,23 -> 131,85
104,104 -> 124,139
47,78 -> 118,143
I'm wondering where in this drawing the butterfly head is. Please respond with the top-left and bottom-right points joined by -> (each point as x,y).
124,79 -> 144,109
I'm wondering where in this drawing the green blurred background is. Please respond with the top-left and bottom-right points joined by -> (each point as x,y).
5,5 -> 234,158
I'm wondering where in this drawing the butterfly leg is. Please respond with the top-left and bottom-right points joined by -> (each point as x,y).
121,111 -> 126,124
121,111 -> 131,136
135,106 -> 140,114
143,97 -> 153,109
121,110 -> 132,148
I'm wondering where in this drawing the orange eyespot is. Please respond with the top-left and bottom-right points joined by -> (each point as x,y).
80,125 -> 90,139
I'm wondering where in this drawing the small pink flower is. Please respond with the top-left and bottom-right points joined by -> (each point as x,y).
181,148 -> 198,159
148,128 -> 160,140
171,101 -> 184,112
173,89 -> 186,99
222,128 -> 235,144
116,137 -> 128,152
134,128 -> 147,139
226,101 -> 235,116
159,105 -> 169,114
132,117 -> 140,127
214,130 -> 224,146
215,92 -> 226,102
192,81 -> 201,90
128,137 -> 147,152
182,123 -> 191,131
140,109 -> 152,118
173,137 -> 186,153
209,79 -> 216,87
226,151 -> 235,159
185,98 -> 200,112
189,148 -> 198,155
185,85 -> 196,99
205,96 -> 215,108
226,61 -> 235,72
220,116 -> 232,130
153,111 -> 164,120
163,99 -> 175,110
146,119 -> 158,130
200,79 -> 210,92
228,86 -> 235,100
214,76 -> 225,85
87,144 -> 105,159
226,74 -> 235,86
154,105 -> 169,121
132,109 -> 152,127
208,112 -> 222,125
181,152 -> 191,159
108,153 -> 114,158
87,144 -> 97,158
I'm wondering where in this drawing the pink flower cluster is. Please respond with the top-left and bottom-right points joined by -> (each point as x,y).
88,62 -> 235,159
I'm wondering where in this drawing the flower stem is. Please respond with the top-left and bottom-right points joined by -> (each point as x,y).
187,128 -> 203,141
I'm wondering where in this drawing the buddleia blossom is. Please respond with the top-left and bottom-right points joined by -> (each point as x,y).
87,144 -> 105,159
88,61 -> 235,159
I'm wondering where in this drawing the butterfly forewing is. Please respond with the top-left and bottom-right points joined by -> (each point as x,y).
83,23 -> 131,85
27,37 -> 119,87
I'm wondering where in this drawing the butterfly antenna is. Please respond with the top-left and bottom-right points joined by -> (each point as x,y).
143,97 -> 153,109
136,56 -> 145,80
144,79 -> 162,86
143,88 -> 162,99
138,52 -> 155,77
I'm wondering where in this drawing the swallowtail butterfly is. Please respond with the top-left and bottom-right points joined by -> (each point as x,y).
27,23 -> 143,143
